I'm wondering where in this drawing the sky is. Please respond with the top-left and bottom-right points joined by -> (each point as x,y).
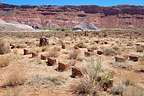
1,0 -> 144,6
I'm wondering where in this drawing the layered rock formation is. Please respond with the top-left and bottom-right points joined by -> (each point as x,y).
0,3 -> 144,29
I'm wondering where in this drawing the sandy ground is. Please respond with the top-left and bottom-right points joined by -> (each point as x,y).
0,33 -> 143,96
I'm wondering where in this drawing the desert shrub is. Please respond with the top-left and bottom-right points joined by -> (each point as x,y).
25,75 -> 66,88
111,84 -> 126,96
112,45 -> 120,51
5,87 -> 23,96
71,58 -> 113,96
68,49 -> 80,59
0,55 -> 10,67
41,46 -> 49,52
138,56 -> 144,65
122,79 -> 134,86
0,38 -> 11,54
3,64 -> 26,87
59,40 -> 65,49
14,43 -> 27,48
74,42 -> 87,48
72,77 -> 98,96
123,86 -> 144,96
47,46 -> 60,57
112,83 -> 144,96
103,48 -> 117,56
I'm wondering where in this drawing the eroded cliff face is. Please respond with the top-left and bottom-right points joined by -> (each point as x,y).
0,3 -> 144,29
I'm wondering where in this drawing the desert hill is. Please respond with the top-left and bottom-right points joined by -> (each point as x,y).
0,3 -> 144,29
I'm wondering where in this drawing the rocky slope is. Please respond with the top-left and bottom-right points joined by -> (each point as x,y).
0,19 -> 35,32
0,3 -> 144,29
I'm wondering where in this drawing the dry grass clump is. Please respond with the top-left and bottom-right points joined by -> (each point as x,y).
74,42 -> 87,48
5,87 -> 24,96
0,55 -> 10,68
71,58 -> 113,96
136,44 -> 144,52
41,46 -> 49,52
68,49 -> 80,60
111,80 -> 144,96
123,86 -> 144,96
103,48 -> 117,56
47,46 -> 60,57
2,63 -> 26,87
0,38 -> 11,54
59,40 -> 65,49
25,75 -> 66,88
138,56 -> 144,65
111,83 -> 126,96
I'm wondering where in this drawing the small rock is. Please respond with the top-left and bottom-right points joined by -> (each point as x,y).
61,44 -> 65,49
39,36 -> 49,47
84,52 -> 91,57
10,44 -> 15,49
56,63 -> 69,72
115,56 -> 127,62
71,67 -> 83,78
46,58 -> 56,66
136,44 -> 144,52
135,68 -> 144,73
40,54 -> 47,60
31,52 -> 38,58
129,55 -> 139,62
104,41 -> 108,44
94,40 -> 99,44
97,50 -> 103,55
87,48 -> 94,52
24,49 -> 31,55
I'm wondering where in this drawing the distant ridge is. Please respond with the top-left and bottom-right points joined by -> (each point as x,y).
1,3 -> 144,15
1,3 -> 144,29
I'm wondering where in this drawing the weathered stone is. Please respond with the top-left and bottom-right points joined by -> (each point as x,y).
97,50 -> 103,55
84,52 -> 91,57
39,36 -> 48,47
46,58 -> 56,66
71,67 -> 83,78
24,49 -> 31,55
10,44 -> 15,49
115,56 -> 127,62
136,44 -> 144,52
104,41 -> 108,44
136,69 -> 144,73
40,54 -> 47,60
56,62 -> 69,72
129,55 -> 139,62
94,40 -> 99,44
61,44 -> 65,49
31,52 -> 38,58
87,48 -> 94,52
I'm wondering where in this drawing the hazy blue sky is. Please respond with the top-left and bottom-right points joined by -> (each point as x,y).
1,0 -> 144,6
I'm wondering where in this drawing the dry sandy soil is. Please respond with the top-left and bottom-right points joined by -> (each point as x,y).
0,30 -> 144,96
